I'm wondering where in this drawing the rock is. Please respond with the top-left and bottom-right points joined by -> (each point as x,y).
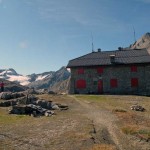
27,88 -> 39,94
131,105 -> 145,112
0,101 -> 10,107
16,97 -> 28,105
0,92 -> 25,100
51,102 -> 60,110
56,103 -> 69,110
11,92 -> 25,99
48,91 -> 56,94
0,92 -> 12,100
27,95 -> 38,104
31,111 -> 37,117
45,110 -> 54,117
9,105 -> 26,114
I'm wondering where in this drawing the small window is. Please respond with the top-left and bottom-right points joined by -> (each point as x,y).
78,68 -> 84,74
131,78 -> 138,87
76,79 -> 86,89
97,67 -> 103,74
110,79 -> 118,88
131,66 -> 137,72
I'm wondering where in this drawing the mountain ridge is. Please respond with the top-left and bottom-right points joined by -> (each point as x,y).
0,67 -> 71,93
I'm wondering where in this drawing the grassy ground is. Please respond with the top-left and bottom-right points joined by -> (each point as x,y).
74,95 -> 150,142
0,94 -> 150,150
0,95 -> 95,150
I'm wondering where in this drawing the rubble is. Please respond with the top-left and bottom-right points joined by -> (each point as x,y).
131,105 -> 145,112
9,104 -> 55,117
0,93 -> 68,117
0,92 -> 25,100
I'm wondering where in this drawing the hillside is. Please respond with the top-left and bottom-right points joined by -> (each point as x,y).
50,77 -> 70,94
0,78 -> 27,92
0,67 -> 70,93
28,67 -> 70,91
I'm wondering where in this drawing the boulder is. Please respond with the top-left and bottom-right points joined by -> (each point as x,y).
0,92 -> 12,100
0,92 -> 25,100
0,101 -> 10,107
45,110 -> 54,117
51,102 -> 60,110
131,105 -> 145,112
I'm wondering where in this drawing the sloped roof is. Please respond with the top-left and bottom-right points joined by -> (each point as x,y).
67,49 -> 150,68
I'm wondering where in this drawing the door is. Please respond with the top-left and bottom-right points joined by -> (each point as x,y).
98,80 -> 103,94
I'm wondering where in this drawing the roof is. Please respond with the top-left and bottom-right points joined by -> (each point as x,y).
67,49 -> 150,68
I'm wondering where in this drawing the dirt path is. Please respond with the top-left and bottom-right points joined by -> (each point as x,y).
70,96 -> 141,150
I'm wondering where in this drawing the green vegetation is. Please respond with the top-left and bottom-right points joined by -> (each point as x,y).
122,126 -> 150,141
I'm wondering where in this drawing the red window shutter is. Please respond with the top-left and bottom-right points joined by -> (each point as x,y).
78,68 -> 84,74
76,79 -> 86,89
110,79 -> 118,88
131,78 -> 138,87
97,67 -> 103,74
131,66 -> 137,72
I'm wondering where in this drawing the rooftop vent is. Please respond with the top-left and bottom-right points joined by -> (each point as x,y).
97,48 -> 101,52
118,47 -> 123,50
110,55 -> 115,63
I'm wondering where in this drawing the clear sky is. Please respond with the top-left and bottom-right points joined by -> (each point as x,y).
0,0 -> 150,75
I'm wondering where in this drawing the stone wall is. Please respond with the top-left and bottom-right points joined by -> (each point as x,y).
69,64 -> 150,95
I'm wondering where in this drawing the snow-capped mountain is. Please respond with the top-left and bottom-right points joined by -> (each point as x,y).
0,68 -> 55,86
27,67 -> 70,90
0,67 -> 71,92
0,68 -> 30,85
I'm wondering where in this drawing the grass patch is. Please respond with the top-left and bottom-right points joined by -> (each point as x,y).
75,95 -> 108,102
122,126 -> 150,141
0,114 -> 30,124
0,107 -> 30,124
122,126 -> 138,135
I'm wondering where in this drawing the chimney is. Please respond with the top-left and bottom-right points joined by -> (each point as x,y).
110,55 -> 115,63
97,48 -> 101,52
118,47 -> 123,50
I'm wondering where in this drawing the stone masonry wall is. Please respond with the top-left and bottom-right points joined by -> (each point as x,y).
69,64 -> 150,95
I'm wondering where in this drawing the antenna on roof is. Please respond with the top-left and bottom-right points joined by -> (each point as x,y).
91,32 -> 94,52
133,26 -> 136,43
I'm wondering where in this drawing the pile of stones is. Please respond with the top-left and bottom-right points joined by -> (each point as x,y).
0,92 -> 25,100
9,104 -> 55,117
0,92 -> 68,117
131,105 -> 145,112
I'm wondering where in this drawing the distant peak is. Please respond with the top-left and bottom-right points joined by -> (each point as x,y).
145,32 -> 150,36
143,32 -> 150,38
6,68 -> 18,75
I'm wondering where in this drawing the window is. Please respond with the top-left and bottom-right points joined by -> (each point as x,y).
97,67 -> 104,74
110,79 -> 118,88
78,68 -> 84,74
131,78 -> 138,87
76,79 -> 86,89
131,65 -> 137,72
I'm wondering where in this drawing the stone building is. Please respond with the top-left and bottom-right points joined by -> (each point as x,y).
67,49 -> 150,95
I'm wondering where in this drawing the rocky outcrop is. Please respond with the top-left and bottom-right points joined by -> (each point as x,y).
28,67 -> 70,90
0,94 -> 68,117
0,92 -> 25,100
129,32 -> 150,53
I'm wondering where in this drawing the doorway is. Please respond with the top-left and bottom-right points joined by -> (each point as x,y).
98,80 -> 103,94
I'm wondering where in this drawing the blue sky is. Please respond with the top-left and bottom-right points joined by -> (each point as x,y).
0,0 -> 150,75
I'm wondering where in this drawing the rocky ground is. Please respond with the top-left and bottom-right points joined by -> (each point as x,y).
0,94 -> 150,150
